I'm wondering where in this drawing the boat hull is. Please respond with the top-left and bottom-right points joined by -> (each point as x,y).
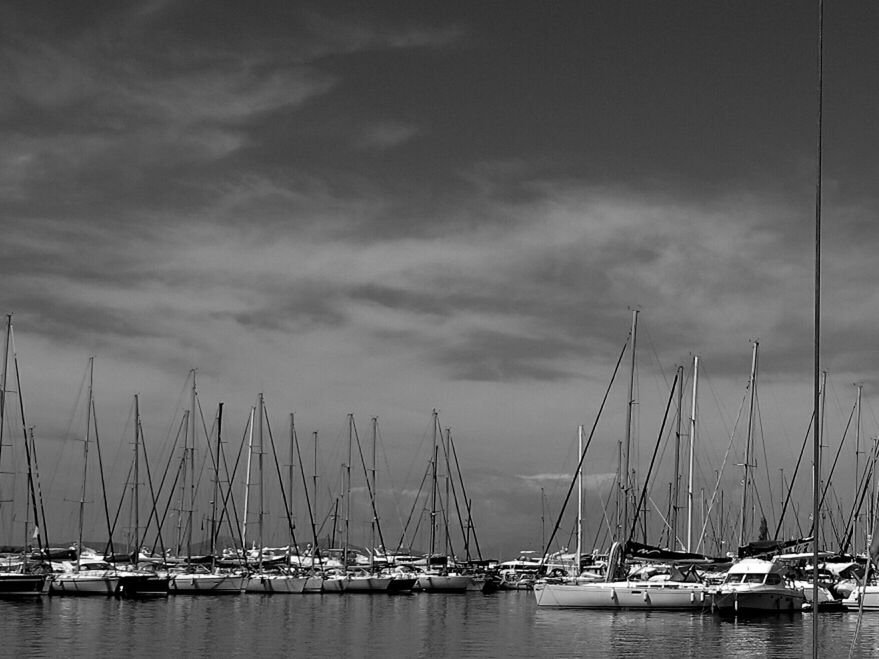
50,573 -> 120,596
711,588 -> 805,615
168,573 -> 245,594
415,575 -> 472,592
388,576 -> 417,593
117,574 -> 170,598
0,573 -> 50,597
842,586 -> 879,612
533,581 -> 708,609
341,576 -> 391,593
245,574 -> 307,594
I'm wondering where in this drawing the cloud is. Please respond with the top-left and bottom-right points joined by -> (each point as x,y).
356,123 -> 421,151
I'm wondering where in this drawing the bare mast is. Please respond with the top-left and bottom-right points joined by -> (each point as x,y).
739,341 -> 758,548
620,308 -> 638,540
687,355 -> 699,552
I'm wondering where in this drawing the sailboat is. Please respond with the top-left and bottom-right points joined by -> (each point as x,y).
412,410 -> 472,593
244,396 -> 310,594
108,395 -> 170,597
0,315 -> 51,597
323,414 -> 392,594
708,342 -> 806,615
167,375 -> 245,594
535,316 -> 714,609
50,357 -> 121,596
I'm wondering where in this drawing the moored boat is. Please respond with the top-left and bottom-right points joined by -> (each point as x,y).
710,558 -> 805,615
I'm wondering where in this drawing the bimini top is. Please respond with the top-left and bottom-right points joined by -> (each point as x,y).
726,558 -> 784,575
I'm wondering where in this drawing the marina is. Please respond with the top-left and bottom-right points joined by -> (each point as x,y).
2,592 -> 879,658
3,0 -> 879,656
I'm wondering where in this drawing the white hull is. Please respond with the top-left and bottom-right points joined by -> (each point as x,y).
341,576 -> 392,593
245,574 -> 307,593
534,580 -> 707,609
842,585 -> 879,611
50,572 -> 120,596
415,575 -> 472,592
169,573 -> 245,594
322,577 -> 344,593
302,576 -> 323,593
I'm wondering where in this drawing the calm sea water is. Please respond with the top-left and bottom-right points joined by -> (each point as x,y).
2,592 -> 879,658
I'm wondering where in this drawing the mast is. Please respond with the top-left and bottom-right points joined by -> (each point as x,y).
210,402 -> 223,569
344,413 -> 353,570
293,417 -> 321,567
621,308 -> 638,541
0,315 -> 10,486
540,488 -> 546,557
133,394 -> 141,554
739,341 -> 758,548
242,406 -> 255,554
258,393 -> 265,569
312,430 -> 319,534
371,416 -> 378,570
687,355 -> 698,552
811,0 -> 824,650
429,409 -> 438,559
444,426 -> 451,558
671,364 -> 684,549
576,424 -> 583,574
76,357 -> 95,573
288,413 -> 295,567
187,370 -> 196,565
854,383 -> 863,550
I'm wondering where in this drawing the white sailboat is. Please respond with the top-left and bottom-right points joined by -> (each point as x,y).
535,332 -> 710,610
245,397 -> 310,594
50,358 -> 120,596
168,377 -> 244,595
0,315 -> 51,597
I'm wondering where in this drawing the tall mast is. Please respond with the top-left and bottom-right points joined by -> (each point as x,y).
429,409 -> 438,558
133,394 -> 141,554
293,417 -> 321,566
0,315 -> 10,483
187,370 -> 197,564
210,402 -> 223,568
344,413 -> 353,570
687,355 -> 699,552
621,308 -> 638,541
312,431 -> 319,530
76,357 -> 95,573
576,424 -> 583,574
444,427 -> 451,557
242,406 -> 255,553
371,416 -> 378,570
258,393 -> 265,568
739,341 -> 758,548
811,3 -> 824,651
671,364 -> 684,550
854,383 -> 863,550
287,412 -> 302,540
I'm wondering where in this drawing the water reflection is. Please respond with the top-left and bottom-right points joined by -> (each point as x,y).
4,592 -> 879,657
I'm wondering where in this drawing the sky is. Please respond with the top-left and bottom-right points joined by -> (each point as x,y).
2,1 -> 879,561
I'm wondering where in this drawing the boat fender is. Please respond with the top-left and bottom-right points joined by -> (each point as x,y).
643,591 -> 649,603
690,591 -> 695,603
611,588 -> 617,601
734,593 -> 738,613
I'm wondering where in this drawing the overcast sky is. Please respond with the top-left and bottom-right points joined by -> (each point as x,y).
2,1 -> 879,559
